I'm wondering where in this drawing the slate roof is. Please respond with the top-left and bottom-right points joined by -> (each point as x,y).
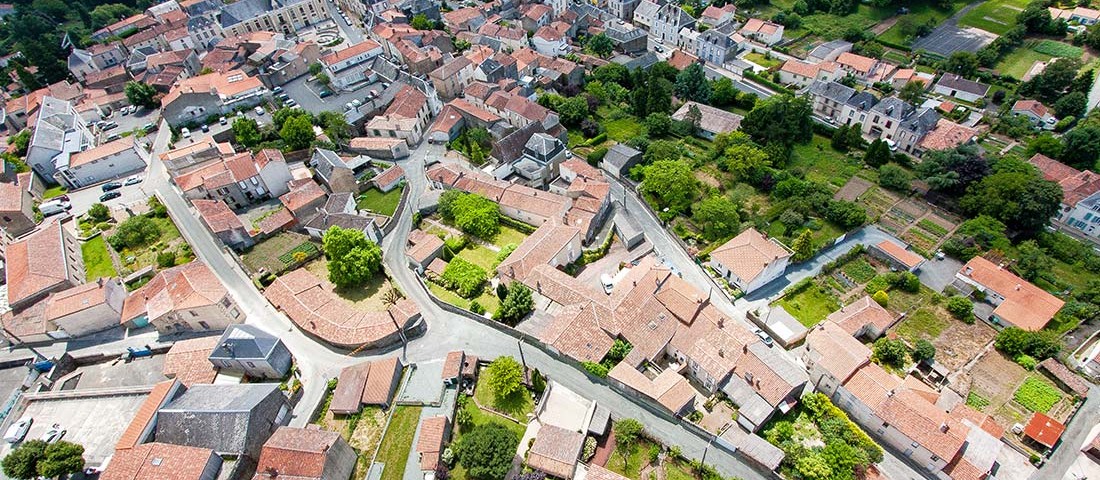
209,324 -> 282,361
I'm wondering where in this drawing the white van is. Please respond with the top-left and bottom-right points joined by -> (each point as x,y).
39,200 -> 71,217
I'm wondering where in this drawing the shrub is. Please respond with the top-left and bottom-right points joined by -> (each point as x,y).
441,257 -> 487,298
582,437 -> 596,461
452,193 -> 500,239
911,339 -> 935,364
494,283 -> 533,326
156,250 -> 176,268
1016,354 -> 1038,370
582,361 -> 609,377
995,327 -> 1062,360
873,338 -> 907,369
87,203 -> 110,223
890,272 -> 920,293
946,296 -> 974,321
470,301 -> 485,314
108,215 -> 160,250
872,290 -> 889,307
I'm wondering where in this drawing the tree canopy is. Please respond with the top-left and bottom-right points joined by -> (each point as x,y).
451,193 -> 500,239
740,94 -> 813,151
639,159 -> 697,216
960,169 -> 1062,237
692,196 -> 740,241
280,114 -> 315,150
455,423 -> 520,480
486,356 -> 525,399
916,145 -> 989,194
322,226 -> 383,288
232,117 -> 263,148
673,63 -> 711,104
124,81 -> 159,109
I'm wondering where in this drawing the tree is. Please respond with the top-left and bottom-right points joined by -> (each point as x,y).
1055,91 -> 1087,119
1060,125 -> 1100,170
232,117 -> 262,148
917,145 -> 989,193
455,423 -> 519,479
946,296 -> 973,320
740,94 -> 813,149
644,113 -> 672,137
711,78 -> 738,106
1014,240 -> 1053,281
317,111 -> 351,141
674,63 -> 711,103
826,200 -> 867,229
942,215 -> 1011,259
795,454 -> 833,480
960,170 -> 1062,237
646,77 -> 674,115
863,139 -> 892,167
438,190 -> 464,221
2,440 -> 46,480
1027,133 -> 1064,159
124,81 -> 158,109
872,290 -> 889,307
1022,58 -> 1082,102
411,13 -> 434,30
87,203 -> 110,223
942,51 -> 980,77
613,418 -> 644,469
558,96 -> 590,127
585,33 -> 614,58
692,196 -> 740,241
995,327 -> 1062,360
274,108 -> 313,130
718,142 -> 770,179
108,215 -> 161,250
452,193 -> 500,239
280,115 -> 315,150
486,356 -> 524,399
791,229 -> 814,261
441,257 -> 487,298
878,164 -> 912,192
911,339 -> 936,364
322,226 -> 382,288
494,283 -> 533,325
639,160 -> 697,215
37,441 -> 84,479
831,124 -> 852,152
898,81 -> 926,105
90,3 -> 136,29
873,338 -> 907,368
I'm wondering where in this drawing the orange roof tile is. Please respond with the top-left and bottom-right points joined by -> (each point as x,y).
115,380 -> 180,450
958,257 -> 1064,331
5,221 -> 74,307
163,336 -> 219,386
709,228 -> 792,284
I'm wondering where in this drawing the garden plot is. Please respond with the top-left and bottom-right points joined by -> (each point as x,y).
856,186 -> 898,222
241,232 -> 320,276
878,198 -> 926,235
892,307 -> 996,371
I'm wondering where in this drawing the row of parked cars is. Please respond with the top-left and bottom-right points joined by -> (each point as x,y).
3,416 -> 65,444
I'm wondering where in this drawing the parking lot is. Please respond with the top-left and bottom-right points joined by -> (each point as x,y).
281,74 -> 384,114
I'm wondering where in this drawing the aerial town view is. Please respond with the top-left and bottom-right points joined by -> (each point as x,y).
0,0 -> 1098,478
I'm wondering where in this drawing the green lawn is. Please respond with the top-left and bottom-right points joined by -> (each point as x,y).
778,283 -> 841,328
1032,39 -> 1083,58
81,236 -> 117,281
42,186 -> 68,200
1014,376 -> 1063,413
996,47 -> 1054,80
457,244 -> 499,271
604,116 -> 644,142
427,281 -> 501,315
958,0 -> 1030,35
376,406 -> 422,480
357,187 -> 402,217
489,224 -> 529,248
473,373 -> 534,420
745,52 -> 782,69
607,438 -> 657,479
450,395 -> 526,480
789,135 -> 863,188
894,308 -> 949,343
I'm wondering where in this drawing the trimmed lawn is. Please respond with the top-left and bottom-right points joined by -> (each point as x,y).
376,406 -> 421,480
894,308 -> 949,343
457,244 -> 498,271
604,116 -> 644,142
664,462 -> 697,480
958,0 -> 1029,35
42,186 -> 67,200
473,373 -> 534,420
789,135 -> 863,188
778,283 -> 841,328
1014,376 -> 1063,413
489,224 -> 528,248
357,187 -> 402,217
996,47 -> 1054,80
427,281 -> 501,315
745,52 -> 782,69
450,396 -> 526,480
81,236 -> 117,281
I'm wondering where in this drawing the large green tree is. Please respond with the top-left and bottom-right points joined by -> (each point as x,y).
916,145 -> 989,193
124,81 -> 159,109
322,226 -> 382,288
455,423 -> 519,479
280,115 -> 315,150
1060,125 -> 1100,170
740,94 -> 813,150
673,63 -> 711,104
585,33 -> 614,58
452,193 -> 500,239
612,419 -> 644,469
960,170 -> 1062,237
486,356 -> 524,398
232,117 -> 263,148
36,442 -> 84,479
2,440 -> 46,480
639,159 -> 697,216
692,196 -> 740,241
494,283 -> 533,326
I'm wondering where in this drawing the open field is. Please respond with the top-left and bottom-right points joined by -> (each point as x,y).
82,235 -> 117,281
958,0 -> 1029,35
996,46 -> 1055,79
777,281 -> 841,328
240,232 -> 319,275
472,373 -> 534,420
879,0 -> 971,45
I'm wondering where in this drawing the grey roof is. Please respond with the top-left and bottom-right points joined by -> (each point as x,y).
748,341 -> 807,390
160,383 -> 281,413
67,49 -> 91,70
220,0 -> 274,27
613,52 -> 659,70
523,132 -> 563,162
633,0 -> 660,20
699,29 -> 738,49
604,143 -> 642,169
808,80 -> 854,105
31,97 -> 80,153
935,73 -> 989,96
721,375 -> 774,427
209,324 -> 282,361
325,192 -> 356,214
845,91 -> 878,111
312,148 -> 349,183
492,122 -> 544,163
900,106 -> 940,135
870,96 -> 914,120
587,404 -> 611,436
656,3 -> 695,27
605,22 -> 646,43
807,40 -> 852,62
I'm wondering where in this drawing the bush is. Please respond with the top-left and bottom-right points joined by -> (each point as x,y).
156,250 -> 176,268
1016,354 -> 1038,370
441,257 -> 487,298
911,339 -> 935,364
470,301 -> 485,314
872,290 -> 889,307
995,327 -> 1062,360
494,282 -> 533,326
87,203 -> 110,223
946,296 -> 974,321
582,437 -> 596,461
890,272 -> 920,293
582,361 -> 609,377
108,215 -> 161,250
873,338 -> 907,369
452,193 -> 500,239
587,147 -> 608,164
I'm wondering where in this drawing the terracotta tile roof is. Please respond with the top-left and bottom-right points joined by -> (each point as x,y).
806,321 -> 871,383
843,363 -> 902,412
958,256 -> 1063,331
527,424 -> 584,479
331,362 -> 370,414
1038,358 -> 1090,397
42,280 -> 115,322
587,464 -> 631,480
362,356 -> 402,405
497,221 -> 581,281
826,295 -> 896,337
263,268 -> 416,349
69,136 -> 136,168
163,336 -> 219,386
1024,412 -> 1065,448
162,70 -> 263,108
1013,99 -> 1050,118
701,4 -> 735,20
1028,154 -> 1100,206
781,59 -> 837,78
373,164 -> 406,188
279,180 -> 327,214
406,229 -> 444,264
709,228 -> 792,285
416,416 -> 449,470
918,119 -> 977,152
350,137 -> 407,151
193,199 -> 246,234
121,261 -> 228,324
427,257 -> 448,276
0,176 -> 27,212
6,221 -> 74,307
101,442 -> 216,480
667,50 -> 698,70
442,351 -> 465,380
608,363 -> 696,413
541,302 -> 615,362
741,18 -> 781,35
837,52 -> 876,74
1,301 -> 48,338
879,388 -> 968,460
498,183 -> 569,220
257,207 -> 295,235
115,380 -> 180,450
255,426 -> 343,478
320,40 -> 382,66
875,240 -> 924,269
224,152 -> 258,180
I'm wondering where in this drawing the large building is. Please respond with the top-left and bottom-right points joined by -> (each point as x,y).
955,256 -> 1064,331
1028,153 -> 1100,244
26,96 -> 95,181
218,0 -> 330,38
121,261 -> 245,334
162,70 -> 268,126
54,136 -> 149,189
708,228 -> 792,294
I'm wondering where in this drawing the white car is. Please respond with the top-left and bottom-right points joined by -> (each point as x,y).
40,424 -> 65,443
124,175 -> 143,186
181,127 -> 191,138
4,416 -> 32,443
254,106 -> 266,116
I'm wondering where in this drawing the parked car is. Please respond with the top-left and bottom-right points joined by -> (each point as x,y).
352,99 -> 362,107
40,424 -> 65,443
181,127 -> 191,138
201,124 -> 210,133
272,86 -> 283,94
753,328 -> 774,347
284,99 -> 297,107
319,90 -> 333,98
99,191 -> 122,202
219,116 -> 228,125
4,417 -> 32,443
39,200 -> 70,217
102,122 -> 119,131
106,133 -> 121,142
124,175 -> 143,186
120,106 -> 131,116
254,106 -> 266,116
142,123 -> 157,133
101,181 -> 123,192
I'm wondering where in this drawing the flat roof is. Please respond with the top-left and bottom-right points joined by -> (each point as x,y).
12,387 -> 153,466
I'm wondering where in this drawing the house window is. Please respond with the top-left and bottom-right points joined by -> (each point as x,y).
931,455 -> 939,462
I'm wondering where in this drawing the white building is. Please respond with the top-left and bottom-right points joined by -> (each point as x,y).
54,136 -> 148,189
26,97 -> 95,181
320,40 -> 384,91
707,228 -> 792,293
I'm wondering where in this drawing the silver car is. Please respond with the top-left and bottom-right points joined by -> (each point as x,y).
4,416 -> 32,443
40,424 -> 65,443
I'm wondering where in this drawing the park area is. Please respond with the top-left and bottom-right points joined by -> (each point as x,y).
241,232 -> 321,276
357,186 -> 403,217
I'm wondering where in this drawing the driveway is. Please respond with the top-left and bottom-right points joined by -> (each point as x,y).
917,256 -> 964,293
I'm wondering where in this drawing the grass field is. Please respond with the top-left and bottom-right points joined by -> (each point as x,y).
489,224 -> 529,248
894,308 -> 949,343
604,116 -> 644,142
745,52 -> 782,69
457,244 -> 499,271
81,235 -> 117,281
996,47 -> 1054,79
789,135 -> 863,188
428,281 -> 501,315
375,406 -> 422,480
473,374 -> 534,420
778,283 -> 841,328
879,0 -> 971,45
958,0 -> 1029,35
357,187 -> 402,217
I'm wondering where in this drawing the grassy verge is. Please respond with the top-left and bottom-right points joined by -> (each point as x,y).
375,406 -> 422,480
81,236 -> 117,281
473,374 -> 534,420
42,186 -> 68,200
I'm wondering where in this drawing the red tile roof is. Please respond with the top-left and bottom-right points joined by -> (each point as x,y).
254,426 -> 344,478
825,295 -> 896,337
163,336 -> 219,386
320,40 -> 382,66
120,261 -> 228,324
101,442 -> 217,480
958,256 -> 1064,331
115,380 -> 180,450
193,199 -> 246,234
5,221 -> 74,307
709,228 -> 792,285
1024,412 -> 1065,448
527,424 -> 584,479
1028,154 -> 1100,206
279,180 -> 327,214
69,136 -> 136,168
1013,99 -> 1050,118
875,240 -> 925,270
416,415 -> 449,470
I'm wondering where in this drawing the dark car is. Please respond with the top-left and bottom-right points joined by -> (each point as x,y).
99,191 -> 122,202
101,182 -> 122,192
319,90 -> 333,98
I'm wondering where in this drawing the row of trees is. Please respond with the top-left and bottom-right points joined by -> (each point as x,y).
231,107 -> 350,151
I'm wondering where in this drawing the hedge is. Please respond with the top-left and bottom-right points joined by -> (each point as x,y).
440,257 -> 487,298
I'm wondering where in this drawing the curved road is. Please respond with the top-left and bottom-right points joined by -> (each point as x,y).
145,126 -> 769,479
